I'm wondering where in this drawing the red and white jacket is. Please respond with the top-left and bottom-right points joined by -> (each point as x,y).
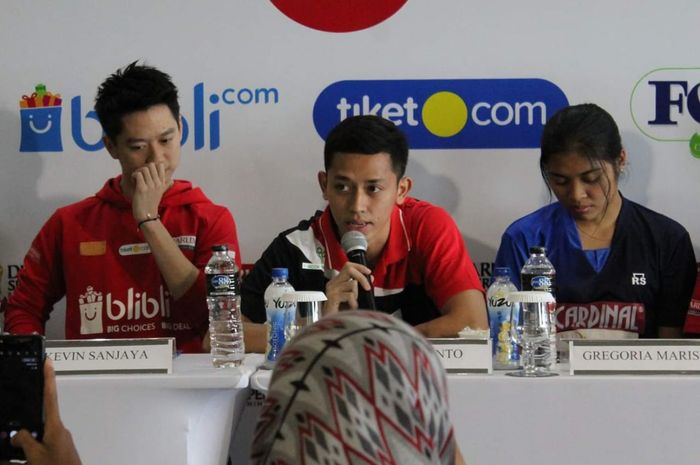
3,177 -> 241,353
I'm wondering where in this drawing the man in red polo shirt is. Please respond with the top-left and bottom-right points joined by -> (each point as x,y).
241,115 -> 487,352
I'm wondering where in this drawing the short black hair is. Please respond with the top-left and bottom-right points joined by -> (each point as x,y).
94,61 -> 180,141
324,115 -> 409,178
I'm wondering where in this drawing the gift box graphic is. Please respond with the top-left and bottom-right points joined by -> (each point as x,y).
79,286 -> 104,335
19,84 -> 63,152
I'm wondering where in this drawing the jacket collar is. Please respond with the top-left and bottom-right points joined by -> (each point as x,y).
317,203 -> 411,273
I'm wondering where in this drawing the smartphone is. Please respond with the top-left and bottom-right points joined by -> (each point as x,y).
0,335 -> 45,461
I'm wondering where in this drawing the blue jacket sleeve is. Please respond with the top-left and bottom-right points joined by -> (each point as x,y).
494,230 -> 529,289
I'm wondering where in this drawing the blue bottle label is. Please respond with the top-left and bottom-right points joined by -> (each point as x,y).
265,308 -> 286,363
206,273 -> 238,296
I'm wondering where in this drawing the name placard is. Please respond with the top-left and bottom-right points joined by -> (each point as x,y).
428,338 -> 492,374
569,339 -> 700,375
46,338 -> 175,375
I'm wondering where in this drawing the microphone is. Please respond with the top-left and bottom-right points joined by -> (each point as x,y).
341,231 -> 377,310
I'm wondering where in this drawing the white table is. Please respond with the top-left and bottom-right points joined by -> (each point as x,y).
250,367 -> 700,465
449,368 -> 700,465
57,354 -> 260,465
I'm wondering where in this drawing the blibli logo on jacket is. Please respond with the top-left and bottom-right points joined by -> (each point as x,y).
313,79 -> 569,149
78,285 -> 172,335
79,286 -> 103,335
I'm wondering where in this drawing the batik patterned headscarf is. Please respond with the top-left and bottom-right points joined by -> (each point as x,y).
251,311 -> 456,465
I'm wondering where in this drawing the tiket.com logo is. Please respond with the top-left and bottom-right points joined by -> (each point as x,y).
313,79 -> 569,149
19,84 -> 63,152
19,82 -> 279,153
630,68 -> 700,158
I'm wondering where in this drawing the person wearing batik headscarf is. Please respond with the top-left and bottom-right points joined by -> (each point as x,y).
250,310 -> 466,465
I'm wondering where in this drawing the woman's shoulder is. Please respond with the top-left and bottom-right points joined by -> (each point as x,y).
621,197 -> 690,238
503,202 -> 566,237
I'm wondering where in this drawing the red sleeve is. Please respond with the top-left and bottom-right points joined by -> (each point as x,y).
683,265 -> 700,334
172,207 -> 241,335
3,212 -> 66,334
414,205 -> 484,309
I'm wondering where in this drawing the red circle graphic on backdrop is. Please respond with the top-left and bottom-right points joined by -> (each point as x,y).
271,0 -> 407,33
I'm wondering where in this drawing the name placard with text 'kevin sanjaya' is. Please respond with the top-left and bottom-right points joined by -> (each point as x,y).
569,339 -> 700,375
429,338 -> 492,374
46,338 -> 175,375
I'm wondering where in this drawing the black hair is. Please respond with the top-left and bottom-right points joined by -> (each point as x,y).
324,115 -> 409,179
540,103 -> 624,192
94,61 -> 180,141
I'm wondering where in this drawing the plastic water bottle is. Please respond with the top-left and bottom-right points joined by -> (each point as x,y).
487,267 -> 519,369
520,246 -> 557,368
205,244 -> 244,368
263,268 -> 295,368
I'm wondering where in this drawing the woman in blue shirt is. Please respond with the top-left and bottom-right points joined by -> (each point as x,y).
495,103 -> 696,339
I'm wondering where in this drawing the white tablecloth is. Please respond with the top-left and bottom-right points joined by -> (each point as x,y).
57,354 -> 260,465
250,367 -> 700,465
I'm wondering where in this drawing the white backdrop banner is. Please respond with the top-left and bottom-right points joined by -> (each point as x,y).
1,1 -> 699,338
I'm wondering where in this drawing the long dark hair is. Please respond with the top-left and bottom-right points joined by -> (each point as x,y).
540,103 -> 623,197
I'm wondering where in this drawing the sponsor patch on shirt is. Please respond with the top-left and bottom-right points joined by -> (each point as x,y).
119,236 -> 196,256
302,262 -> 325,271
80,241 -> 106,256
688,299 -> 700,316
174,235 -> 196,250
555,301 -> 645,334
119,243 -> 151,256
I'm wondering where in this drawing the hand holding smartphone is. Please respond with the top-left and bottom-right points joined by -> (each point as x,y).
0,335 -> 45,462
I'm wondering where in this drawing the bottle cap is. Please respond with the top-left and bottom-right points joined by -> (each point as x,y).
507,291 -> 555,303
271,268 -> 289,279
494,267 -> 510,278
282,291 -> 327,302
529,246 -> 546,255
211,244 -> 229,252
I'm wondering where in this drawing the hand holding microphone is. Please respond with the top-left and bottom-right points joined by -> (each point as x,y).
323,231 -> 376,313
341,231 -> 376,310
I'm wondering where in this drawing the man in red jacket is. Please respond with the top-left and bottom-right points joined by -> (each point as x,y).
2,62 -> 241,353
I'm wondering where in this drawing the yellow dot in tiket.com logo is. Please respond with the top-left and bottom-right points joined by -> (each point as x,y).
421,91 -> 468,138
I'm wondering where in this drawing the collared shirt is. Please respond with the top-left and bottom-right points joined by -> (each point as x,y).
242,197 -> 483,326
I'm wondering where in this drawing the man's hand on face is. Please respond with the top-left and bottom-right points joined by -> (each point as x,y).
324,262 -> 372,314
131,162 -> 173,223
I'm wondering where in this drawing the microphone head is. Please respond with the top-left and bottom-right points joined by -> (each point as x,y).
341,231 -> 368,253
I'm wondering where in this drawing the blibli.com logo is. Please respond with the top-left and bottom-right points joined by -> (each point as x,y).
19,82 -> 279,153
313,79 -> 569,149
19,84 -> 64,152
630,68 -> 700,158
